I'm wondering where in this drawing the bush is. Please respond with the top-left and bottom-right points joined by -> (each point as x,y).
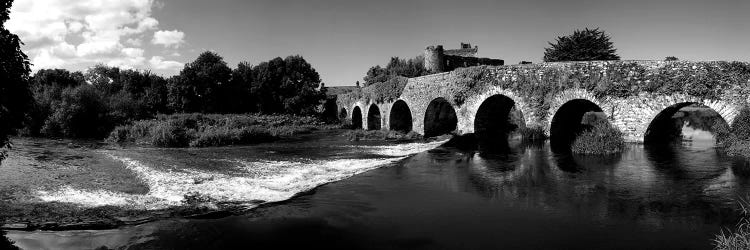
724,108 -> 750,159
571,114 -> 625,154
150,121 -> 192,147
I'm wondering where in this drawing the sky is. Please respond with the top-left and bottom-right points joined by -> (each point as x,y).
7,0 -> 750,86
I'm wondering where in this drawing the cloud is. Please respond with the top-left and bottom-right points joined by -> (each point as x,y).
149,56 -> 183,71
152,30 -> 185,48
6,0 -> 185,75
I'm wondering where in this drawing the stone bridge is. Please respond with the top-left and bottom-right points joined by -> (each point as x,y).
335,61 -> 750,144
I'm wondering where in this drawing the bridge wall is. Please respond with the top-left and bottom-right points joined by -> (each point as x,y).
338,61 -> 750,142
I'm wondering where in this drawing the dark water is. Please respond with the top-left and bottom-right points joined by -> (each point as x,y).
3,129 -> 750,249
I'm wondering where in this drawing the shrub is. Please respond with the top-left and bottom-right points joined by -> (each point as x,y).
149,121 -> 191,147
571,114 -> 625,154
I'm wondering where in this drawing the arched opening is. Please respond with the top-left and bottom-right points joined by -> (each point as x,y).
424,97 -> 458,137
367,104 -> 381,130
339,108 -> 347,120
644,102 -> 730,147
352,106 -> 362,129
322,98 -> 338,121
474,94 -> 522,151
550,99 -> 603,150
389,100 -> 413,133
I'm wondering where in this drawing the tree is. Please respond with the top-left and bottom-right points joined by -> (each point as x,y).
0,0 -> 31,162
543,28 -> 620,62
362,56 -> 427,86
221,62 -> 254,113
23,69 -> 85,136
665,56 -> 679,61
251,55 -> 325,114
168,51 -> 232,113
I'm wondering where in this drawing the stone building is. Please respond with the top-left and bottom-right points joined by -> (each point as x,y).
424,43 -> 504,73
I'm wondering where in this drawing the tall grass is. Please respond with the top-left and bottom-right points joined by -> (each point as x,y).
714,198 -> 750,250
107,113 -> 338,147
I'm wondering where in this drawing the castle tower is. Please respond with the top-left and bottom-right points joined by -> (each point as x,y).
424,45 -> 445,73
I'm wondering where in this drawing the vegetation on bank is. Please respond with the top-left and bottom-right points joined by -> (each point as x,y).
714,198 -> 750,250
571,113 -> 625,154
16,51 -> 328,142
107,113 -> 338,147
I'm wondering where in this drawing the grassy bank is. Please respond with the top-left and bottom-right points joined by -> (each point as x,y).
107,113 -> 340,147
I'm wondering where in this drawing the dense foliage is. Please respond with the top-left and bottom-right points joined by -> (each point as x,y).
20,52 -> 328,140
363,56 -> 427,86
22,67 -> 168,138
250,55 -> 327,114
108,113 -> 337,147
0,0 -> 31,162
543,28 -> 620,62
167,51 -> 231,113
724,107 -> 750,158
571,113 -> 625,154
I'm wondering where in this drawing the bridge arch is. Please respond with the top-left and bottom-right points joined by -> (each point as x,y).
644,102 -> 731,144
351,106 -> 363,129
550,99 -> 604,149
474,94 -> 523,143
339,108 -> 347,121
367,104 -> 382,130
389,100 -> 413,132
424,97 -> 458,137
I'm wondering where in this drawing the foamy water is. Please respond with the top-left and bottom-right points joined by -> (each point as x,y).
35,140 -> 446,210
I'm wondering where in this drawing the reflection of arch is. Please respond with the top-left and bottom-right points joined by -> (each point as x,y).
644,102 -> 730,144
352,106 -> 362,129
367,104 -> 381,130
424,97 -> 457,137
550,99 -> 603,150
474,94 -> 521,149
339,108 -> 347,120
389,100 -> 412,132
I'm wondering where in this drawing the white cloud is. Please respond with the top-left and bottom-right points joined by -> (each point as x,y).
149,56 -> 183,71
7,0 -> 184,75
152,30 -> 185,48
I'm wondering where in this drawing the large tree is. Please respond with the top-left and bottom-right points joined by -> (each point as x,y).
0,0 -> 31,162
168,51 -> 231,113
543,28 -> 620,62
251,55 -> 325,114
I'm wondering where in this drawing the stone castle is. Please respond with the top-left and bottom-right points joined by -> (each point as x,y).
424,43 -> 505,73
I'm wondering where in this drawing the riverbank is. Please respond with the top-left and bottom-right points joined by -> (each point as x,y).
107,113 -> 341,147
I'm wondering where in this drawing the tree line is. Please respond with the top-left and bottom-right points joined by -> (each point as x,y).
20,51 -> 326,139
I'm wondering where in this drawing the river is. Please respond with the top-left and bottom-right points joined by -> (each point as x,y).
1,128 -> 749,249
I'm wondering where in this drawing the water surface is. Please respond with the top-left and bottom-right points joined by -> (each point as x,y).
3,130 -> 749,249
